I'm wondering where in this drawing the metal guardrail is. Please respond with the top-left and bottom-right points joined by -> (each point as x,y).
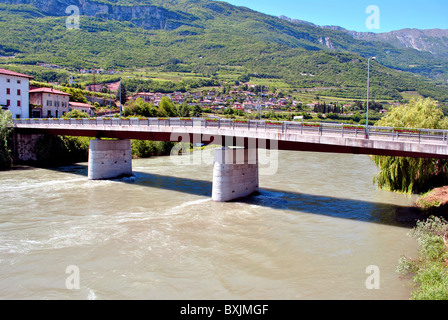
12,117 -> 448,145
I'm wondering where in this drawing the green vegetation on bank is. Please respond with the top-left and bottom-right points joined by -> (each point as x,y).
397,216 -> 448,300
29,135 -> 176,167
131,140 -> 176,158
33,135 -> 91,167
0,110 -> 13,170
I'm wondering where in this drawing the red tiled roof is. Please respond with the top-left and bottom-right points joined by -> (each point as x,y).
0,68 -> 34,79
69,101 -> 93,108
29,87 -> 71,96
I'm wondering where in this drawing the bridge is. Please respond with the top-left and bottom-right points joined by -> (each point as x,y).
13,117 -> 448,201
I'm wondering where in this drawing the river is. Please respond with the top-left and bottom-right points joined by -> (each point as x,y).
0,148 -> 423,300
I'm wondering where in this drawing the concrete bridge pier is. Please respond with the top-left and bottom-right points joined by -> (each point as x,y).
88,138 -> 132,180
212,147 -> 259,202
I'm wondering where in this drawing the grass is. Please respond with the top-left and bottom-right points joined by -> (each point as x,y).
401,91 -> 424,101
417,189 -> 442,209
418,198 -> 442,209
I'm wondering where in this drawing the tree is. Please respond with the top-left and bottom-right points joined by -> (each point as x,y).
122,106 -> 133,117
177,103 -> 190,117
118,81 -> 127,106
372,98 -> 448,194
126,98 -> 157,117
67,88 -> 88,103
0,110 -> 13,170
158,97 -> 177,117
191,105 -> 202,117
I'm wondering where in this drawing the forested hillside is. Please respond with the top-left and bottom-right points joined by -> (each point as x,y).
0,0 -> 447,103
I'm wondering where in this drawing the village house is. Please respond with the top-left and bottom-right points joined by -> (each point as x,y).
213,97 -> 224,105
200,99 -> 213,107
68,101 -> 95,117
243,102 -> 256,110
173,93 -> 184,104
132,92 -> 154,102
0,68 -> 33,119
29,87 -> 71,118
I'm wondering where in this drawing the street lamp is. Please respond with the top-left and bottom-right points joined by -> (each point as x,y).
260,76 -> 263,120
366,56 -> 376,138
118,78 -> 122,118
254,72 -> 263,120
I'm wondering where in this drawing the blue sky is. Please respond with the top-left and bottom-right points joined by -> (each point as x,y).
224,0 -> 448,33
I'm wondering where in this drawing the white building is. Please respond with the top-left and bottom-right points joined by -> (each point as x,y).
0,68 -> 33,118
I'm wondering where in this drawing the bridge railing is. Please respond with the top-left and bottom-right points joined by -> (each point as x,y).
12,117 -> 448,145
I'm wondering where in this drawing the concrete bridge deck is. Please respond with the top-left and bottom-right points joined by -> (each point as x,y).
13,117 -> 448,159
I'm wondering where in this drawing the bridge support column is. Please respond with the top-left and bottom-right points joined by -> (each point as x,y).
88,139 -> 132,180
212,147 -> 259,202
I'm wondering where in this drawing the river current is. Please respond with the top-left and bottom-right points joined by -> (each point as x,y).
0,148 -> 423,299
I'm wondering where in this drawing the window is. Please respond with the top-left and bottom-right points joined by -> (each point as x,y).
47,100 -> 52,106
17,89 -> 21,96
17,80 -> 21,84
6,88 -> 10,95
17,100 -> 21,107
16,115 -> 20,119
47,110 -> 51,118
6,100 -> 10,106
6,79 -> 10,83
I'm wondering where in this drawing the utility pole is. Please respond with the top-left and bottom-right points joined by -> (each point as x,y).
119,80 -> 121,118
366,57 -> 376,138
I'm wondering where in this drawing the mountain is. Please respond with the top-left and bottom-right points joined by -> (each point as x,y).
349,28 -> 448,58
0,0 -> 447,103
279,15 -> 448,58
279,15 -> 448,81
349,29 -> 448,82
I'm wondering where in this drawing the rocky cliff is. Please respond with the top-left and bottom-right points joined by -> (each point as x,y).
349,28 -> 448,58
280,15 -> 448,58
1,0 -> 196,30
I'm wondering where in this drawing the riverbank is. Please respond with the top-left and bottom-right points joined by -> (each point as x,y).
416,186 -> 448,213
397,216 -> 448,300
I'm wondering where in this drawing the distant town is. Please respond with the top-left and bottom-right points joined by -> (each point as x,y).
0,67 -> 389,123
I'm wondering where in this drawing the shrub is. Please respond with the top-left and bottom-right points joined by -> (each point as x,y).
62,109 -> 90,119
0,110 -> 13,170
131,140 -> 176,158
34,135 -> 90,166
397,216 -> 448,300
